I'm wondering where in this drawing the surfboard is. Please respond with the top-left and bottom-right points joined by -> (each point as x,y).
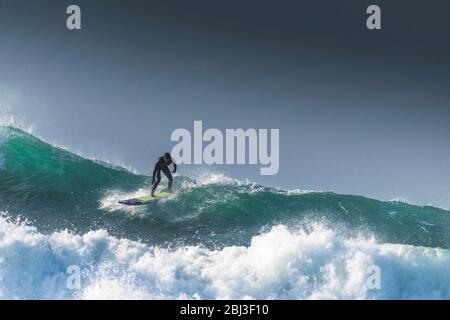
118,191 -> 172,206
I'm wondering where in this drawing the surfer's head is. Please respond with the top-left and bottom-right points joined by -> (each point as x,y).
164,152 -> 171,162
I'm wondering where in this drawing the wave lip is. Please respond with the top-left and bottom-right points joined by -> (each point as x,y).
1,216 -> 450,300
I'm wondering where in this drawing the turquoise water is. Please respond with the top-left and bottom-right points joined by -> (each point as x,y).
1,126 -> 450,299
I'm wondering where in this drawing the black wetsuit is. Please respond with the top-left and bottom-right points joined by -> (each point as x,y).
151,157 -> 177,194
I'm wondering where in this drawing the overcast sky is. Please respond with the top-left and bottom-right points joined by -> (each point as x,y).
1,0 -> 449,207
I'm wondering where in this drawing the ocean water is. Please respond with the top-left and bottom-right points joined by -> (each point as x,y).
1,126 -> 450,299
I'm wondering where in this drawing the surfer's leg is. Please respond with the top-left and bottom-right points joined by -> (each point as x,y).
151,170 -> 162,196
162,166 -> 173,193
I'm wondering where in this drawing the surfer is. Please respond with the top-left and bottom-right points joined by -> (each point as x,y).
151,152 -> 177,197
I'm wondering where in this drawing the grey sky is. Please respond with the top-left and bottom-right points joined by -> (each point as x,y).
1,0 -> 449,207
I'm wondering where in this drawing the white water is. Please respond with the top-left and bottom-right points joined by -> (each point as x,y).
98,173 -> 249,215
99,188 -> 176,216
1,215 -> 449,300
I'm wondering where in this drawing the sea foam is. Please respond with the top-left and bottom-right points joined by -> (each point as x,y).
0,215 -> 449,300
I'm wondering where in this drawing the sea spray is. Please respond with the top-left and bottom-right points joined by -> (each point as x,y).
1,126 -> 450,300
1,216 -> 450,300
